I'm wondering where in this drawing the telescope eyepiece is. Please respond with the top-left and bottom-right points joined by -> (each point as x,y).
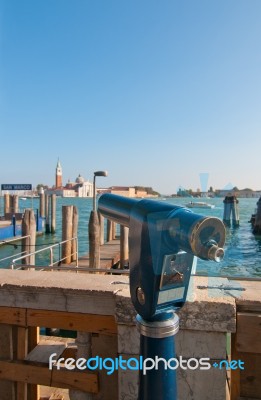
204,240 -> 225,262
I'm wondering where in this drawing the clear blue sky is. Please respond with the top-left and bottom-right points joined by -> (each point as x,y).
1,0 -> 261,194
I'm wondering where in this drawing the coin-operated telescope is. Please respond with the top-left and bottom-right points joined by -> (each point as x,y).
98,194 -> 225,400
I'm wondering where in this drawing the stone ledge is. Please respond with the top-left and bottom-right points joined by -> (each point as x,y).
0,270 -> 128,315
0,271 -> 236,331
115,276 -> 236,332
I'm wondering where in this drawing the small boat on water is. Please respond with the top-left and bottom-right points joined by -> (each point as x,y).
185,201 -> 215,209
20,197 -> 27,201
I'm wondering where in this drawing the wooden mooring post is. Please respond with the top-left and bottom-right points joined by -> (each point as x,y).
72,205 -> 78,262
21,209 -> 36,266
88,211 -> 100,269
39,192 -> 45,218
4,194 -> 19,215
44,193 -> 56,234
3,194 -> 19,216
12,195 -> 19,214
112,221 -> 116,239
106,219 -> 113,242
223,194 -> 239,227
253,197 -> 261,234
51,193 -> 56,233
99,212 -> 105,245
62,205 -> 73,264
61,205 -> 78,264
45,194 -> 50,233
4,193 -> 10,215
120,225 -> 129,268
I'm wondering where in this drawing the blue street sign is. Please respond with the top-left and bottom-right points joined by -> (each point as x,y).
1,184 -> 32,191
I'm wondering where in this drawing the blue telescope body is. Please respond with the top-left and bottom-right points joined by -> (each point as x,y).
98,194 -> 225,320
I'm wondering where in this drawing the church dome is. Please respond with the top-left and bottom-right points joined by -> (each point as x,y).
76,174 -> 85,184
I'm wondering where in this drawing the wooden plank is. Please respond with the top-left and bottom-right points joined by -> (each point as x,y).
0,360 -> 51,386
28,384 -> 39,400
0,306 -> 26,326
226,378 -> 230,400
27,328 -> 41,399
52,368 -> 98,393
0,360 -> 98,393
231,333 -> 240,400
236,312 -> 261,353
27,309 -> 117,335
28,327 -> 39,352
240,353 -> 261,398
0,324 -> 15,400
17,327 -> 28,360
28,325 -> 40,398
78,239 -> 121,269
17,381 -> 27,400
16,327 -> 28,400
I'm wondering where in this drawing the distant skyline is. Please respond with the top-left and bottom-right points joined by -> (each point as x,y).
1,0 -> 261,194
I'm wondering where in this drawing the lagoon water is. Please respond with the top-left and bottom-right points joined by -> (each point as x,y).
0,196 -> 260,278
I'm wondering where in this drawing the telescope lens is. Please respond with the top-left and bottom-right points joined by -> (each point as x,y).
207,244 -> 225,262
190,217 -> 226,261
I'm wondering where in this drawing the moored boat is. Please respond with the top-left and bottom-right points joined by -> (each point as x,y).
185,201 -> 215,209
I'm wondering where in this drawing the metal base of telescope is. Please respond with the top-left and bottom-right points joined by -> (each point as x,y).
136,312 -> 179,400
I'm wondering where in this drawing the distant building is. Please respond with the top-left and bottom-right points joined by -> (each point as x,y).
67,174 -> 93,198
49,161 -> 159,198
55,159 -> 63,188
216,189 -> 261,198
98,186 -> 158,198
46,161 -> 93,197
47,188 -> 76,197
107,186 -> 136,197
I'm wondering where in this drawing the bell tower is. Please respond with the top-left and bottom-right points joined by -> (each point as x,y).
55,158 -> 63,188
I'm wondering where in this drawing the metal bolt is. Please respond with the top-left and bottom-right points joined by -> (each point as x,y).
137,287 -> 145,305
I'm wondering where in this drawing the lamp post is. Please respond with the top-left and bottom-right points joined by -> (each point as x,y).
89,170 -> 108,268
93,170 -> 108,211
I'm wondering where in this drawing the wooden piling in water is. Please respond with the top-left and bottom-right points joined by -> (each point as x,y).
71,205 -> 78,262
62,205 -> 73,264
51,194 -> 56,233
89,211 -> 100,269
112,221 -> 116,239
223,195 -> 239,227
45,194 -> 50,233
12,195 -> 19,214
99,212 -> 105,245
39,193 -> 45,218
120,225 -> 129,268
106,219 -> 113,242
253,197 -> 261,234
4,194 -> 10,215
21,209 -> 36,266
